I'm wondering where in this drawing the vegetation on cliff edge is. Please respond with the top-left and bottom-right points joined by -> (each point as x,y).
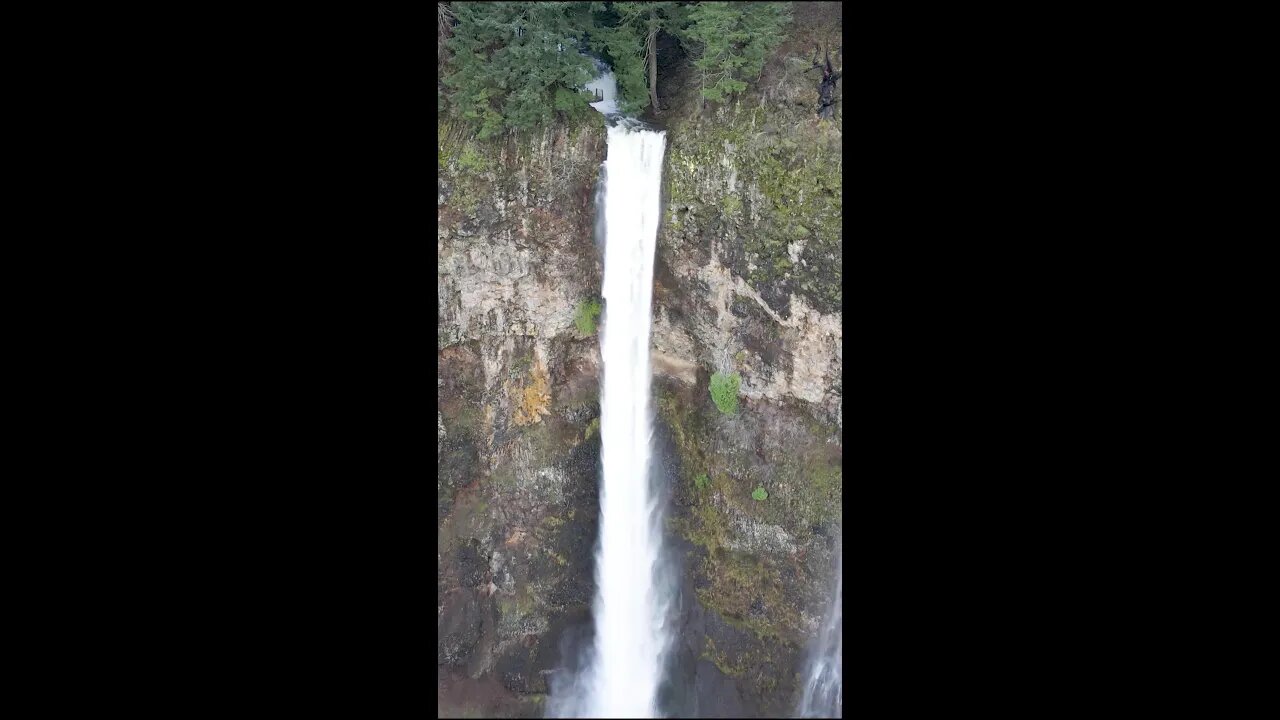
439,1 -> 794,138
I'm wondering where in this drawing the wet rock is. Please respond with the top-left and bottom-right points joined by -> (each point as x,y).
438,589 -> 483,667
496,647 -> 536,694
455,538 -> 489,589
438,436 -> 479,523
692,658 -> 747,718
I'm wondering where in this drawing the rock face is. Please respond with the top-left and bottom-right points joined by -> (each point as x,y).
438,120 -> 608,718
646,17 -> 844,713
438,9 -> 842,715
657,98 -> 843,427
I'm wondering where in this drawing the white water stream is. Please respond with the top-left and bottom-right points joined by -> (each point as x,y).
544,60 -> 842,720
585,122 -> 670,718
797,551 -> 843,718
550,64 -> 672,718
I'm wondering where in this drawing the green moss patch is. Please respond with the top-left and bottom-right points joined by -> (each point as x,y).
696,548 -> 803,644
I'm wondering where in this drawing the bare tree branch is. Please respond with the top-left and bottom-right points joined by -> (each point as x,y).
438,2 -> 457,59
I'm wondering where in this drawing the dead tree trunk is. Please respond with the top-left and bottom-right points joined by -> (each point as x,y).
647,10 -> 661,115
438,3 -> 456,60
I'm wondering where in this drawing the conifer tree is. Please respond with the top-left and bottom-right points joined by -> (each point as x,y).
443,2 -> 597,139
587,2 -> 649,114
439,2 -> 794,135
596,2 -> 682,114
681,1 -> 790,104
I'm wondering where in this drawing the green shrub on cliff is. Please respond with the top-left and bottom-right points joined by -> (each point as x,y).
709,371 -> 741,414
695,472 -> 710,490
574,299 -> 602,335
458,145 -> 486,173
751,486 -> 768,501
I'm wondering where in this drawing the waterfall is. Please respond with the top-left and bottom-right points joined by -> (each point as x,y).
585,62 -> 621,116
797,550 -> 843,718
590,122 -> 670,718
548,65 -> 671,717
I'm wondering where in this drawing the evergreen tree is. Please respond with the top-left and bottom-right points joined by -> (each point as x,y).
594,2 -> 682,115
587,3 -> 649,114
681,1 -> 790,104
439,1 -> 794,136
443,2 -> 598,139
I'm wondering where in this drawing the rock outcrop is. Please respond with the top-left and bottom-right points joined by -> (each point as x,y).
438,119 -> 607,717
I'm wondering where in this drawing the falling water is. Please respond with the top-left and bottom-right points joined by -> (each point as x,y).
549,63 -> 671,719
585,62 -> 621,116
797,550 -> 843,718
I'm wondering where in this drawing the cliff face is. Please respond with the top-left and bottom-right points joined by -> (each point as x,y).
438,10 -> 841,716
649,54 -> 843,720
438,120 -> 608,718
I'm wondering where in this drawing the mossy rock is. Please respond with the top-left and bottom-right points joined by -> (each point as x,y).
663,102 -> 841,317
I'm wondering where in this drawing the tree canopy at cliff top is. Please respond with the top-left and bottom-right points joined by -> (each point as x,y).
439,1 -> 792,139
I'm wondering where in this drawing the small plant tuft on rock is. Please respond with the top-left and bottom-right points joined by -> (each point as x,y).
752,486 -> 768,501
574,299 -> 602,335
695,473 -> 710,490
710,372 -> 741,415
